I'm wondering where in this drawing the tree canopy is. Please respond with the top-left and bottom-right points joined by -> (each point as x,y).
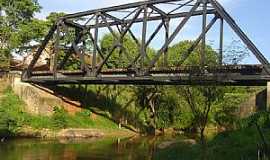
168,40 -> 218,66
0,0 -> 42,56
100,33 -> 155,68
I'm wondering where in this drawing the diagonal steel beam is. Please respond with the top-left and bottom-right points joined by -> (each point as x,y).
102,12 -> 123,23
149,5 -> 168,18
58,30 -> 84,69
95,8 -> 143,75
86,31 -> 110,69
176,16 -> 218,66
168,0 -> 194,14
100,14 -> 118,39
146,1 -> 201,74
209,0 -> 270,74
27,24 -> 57,76
146,21 -> 165,47
64,20 -> 84,29
127,15 -> 164,69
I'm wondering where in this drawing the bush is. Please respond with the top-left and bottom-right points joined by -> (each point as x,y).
76,109 -> 91,118
239,111 -> 270,129
52,107 -> 68,129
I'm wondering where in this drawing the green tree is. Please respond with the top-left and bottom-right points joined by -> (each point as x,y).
177,86 -> 224,144
100,33 -> 155,68
11,19 -> 48,52
0,0 -> 42,68
167,41 -> 223,144
168,40 -> 218,66
0,0 -> 41,49
46,12 -> 65,25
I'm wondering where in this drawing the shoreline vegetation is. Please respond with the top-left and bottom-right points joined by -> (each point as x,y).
0,79 -> 270,159
0,82 -> 135,140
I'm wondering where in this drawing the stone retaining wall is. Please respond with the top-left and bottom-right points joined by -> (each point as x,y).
7,72 -> 81,116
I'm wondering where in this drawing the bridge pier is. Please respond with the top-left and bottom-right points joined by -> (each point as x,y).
267,82 -> 270,111
255,82 -> 270,111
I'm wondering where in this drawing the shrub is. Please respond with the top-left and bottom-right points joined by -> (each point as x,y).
52,107 -> 68,129
76,109 -> 91,118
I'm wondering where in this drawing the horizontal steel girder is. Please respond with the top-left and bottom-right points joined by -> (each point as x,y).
64,10 -> 217,29
22,74 -> 270,86
22,65 -> 270,86
62,0 -> 198,19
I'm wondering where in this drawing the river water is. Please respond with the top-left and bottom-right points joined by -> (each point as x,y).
0,135 -> 260,160
0,136 -> 193,160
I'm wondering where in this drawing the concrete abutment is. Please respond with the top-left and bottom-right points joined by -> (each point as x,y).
7,71 -> 82,116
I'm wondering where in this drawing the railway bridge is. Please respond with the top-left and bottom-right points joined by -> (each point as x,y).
21,0 -> 270,86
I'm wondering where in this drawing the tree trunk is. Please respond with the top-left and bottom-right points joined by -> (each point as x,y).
200,127 -> 207,160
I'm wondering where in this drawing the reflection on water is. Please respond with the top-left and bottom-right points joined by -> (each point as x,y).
0,136 -> 185,160
0,135 -> 263,160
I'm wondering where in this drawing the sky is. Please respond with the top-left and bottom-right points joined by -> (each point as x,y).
35,0 -> 270,64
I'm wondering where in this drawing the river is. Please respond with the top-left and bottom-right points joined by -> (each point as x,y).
0,135 -> 260,160
0,136 -> 194,160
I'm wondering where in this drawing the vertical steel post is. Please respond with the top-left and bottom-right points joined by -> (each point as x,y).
176,16 -> 218,66
219,18 -> 224,65
120,25 -> 125,68
209,0 -> 270,74
53,23 -> 60,79
201,0 -> 207,67
147,1 -> 200,72
96,8 -> 143,74
164,19 -> 170,67
141,5 -> 148,73
92,13 -> 99,76
81,39 -> 86,72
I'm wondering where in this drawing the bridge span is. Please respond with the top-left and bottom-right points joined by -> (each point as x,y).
22,0 -> 270,86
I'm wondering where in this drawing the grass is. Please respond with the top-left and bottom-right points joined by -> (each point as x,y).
154,126 -> 270,160
0,86 -> 119,136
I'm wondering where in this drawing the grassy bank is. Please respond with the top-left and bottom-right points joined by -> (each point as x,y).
155,126 -> 270,160
0,85 -> 125,138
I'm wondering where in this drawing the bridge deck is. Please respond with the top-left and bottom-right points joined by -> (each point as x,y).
22,65 -> 270,86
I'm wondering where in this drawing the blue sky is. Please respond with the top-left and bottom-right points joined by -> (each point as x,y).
35,0 -> 270,64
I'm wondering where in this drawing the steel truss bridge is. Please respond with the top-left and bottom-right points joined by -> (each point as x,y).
22,0 -> 270,86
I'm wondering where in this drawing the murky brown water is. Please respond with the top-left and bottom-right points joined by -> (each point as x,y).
0,136 -> 188,160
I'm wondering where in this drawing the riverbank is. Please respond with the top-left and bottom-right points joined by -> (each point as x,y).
14,127 -> 135,139
0,80 -> 136,140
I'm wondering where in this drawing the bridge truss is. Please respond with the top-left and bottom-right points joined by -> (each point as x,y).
22,0 -> 270,86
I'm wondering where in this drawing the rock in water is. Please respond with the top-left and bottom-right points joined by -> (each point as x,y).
57,129 -> 104,139
158,139 -> 197,149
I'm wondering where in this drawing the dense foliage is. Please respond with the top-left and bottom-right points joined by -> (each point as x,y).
0,0 -> 42,52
